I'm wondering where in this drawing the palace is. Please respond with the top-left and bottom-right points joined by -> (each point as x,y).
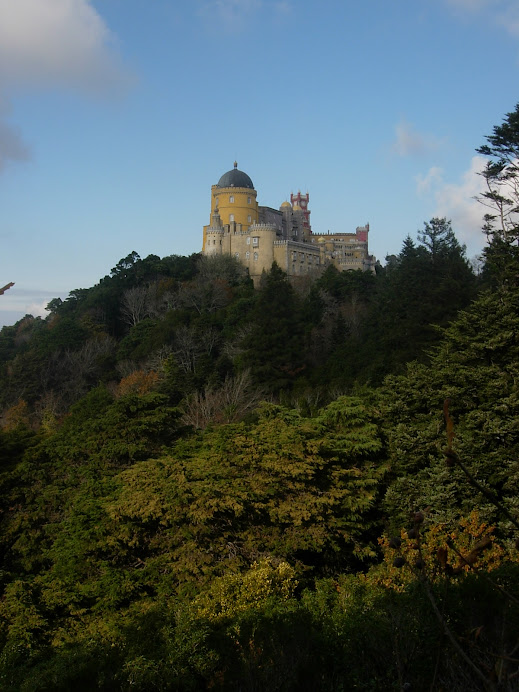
202,163 -> 376,284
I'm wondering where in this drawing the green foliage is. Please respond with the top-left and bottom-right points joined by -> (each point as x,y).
2,130 -> 519,689
0,225 -> 478,416
239,263 -> 305,393
477,106 -> 519,235
116,318 -> 161,361
380,285 -> 519,535
193,558 -> 298,621
367,221 -> 476,378
104,396 -> 386,594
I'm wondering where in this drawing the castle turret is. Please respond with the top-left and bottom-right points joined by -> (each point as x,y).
203,163 -> 259,253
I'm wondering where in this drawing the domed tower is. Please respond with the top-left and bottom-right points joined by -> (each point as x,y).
203,163 -> 259,252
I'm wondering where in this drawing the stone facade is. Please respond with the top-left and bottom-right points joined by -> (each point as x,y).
202,164 -> 376,284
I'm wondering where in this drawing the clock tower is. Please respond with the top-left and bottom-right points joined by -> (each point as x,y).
290,191 -> 311,233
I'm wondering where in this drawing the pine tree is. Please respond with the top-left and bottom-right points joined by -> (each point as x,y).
240,263 -> 305,393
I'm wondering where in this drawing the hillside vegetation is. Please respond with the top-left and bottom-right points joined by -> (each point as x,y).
2,106 -> 519,690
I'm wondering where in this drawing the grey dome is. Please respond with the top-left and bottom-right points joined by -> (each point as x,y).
217,164 -> 254,189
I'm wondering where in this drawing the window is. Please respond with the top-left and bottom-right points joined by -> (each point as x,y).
234,252 -> 240,259
252,237 -> 259,246
229,195 -> 234,203
229,214 -> 235,222
245,251 -> 250,259
247,215 -> 252,223
247,197 -> 251,204
253,252 -> 258,261
246,237 -> 251,245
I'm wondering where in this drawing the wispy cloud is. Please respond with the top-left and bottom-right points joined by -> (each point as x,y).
445,0 -> 496,10
416,156 -> 488,255
0,104 -> 31,172
392,120 -> 442,158
445,0 -> 519,38
416,166 -> 444,195
273,1 -> 292,17
198,0 -> 262,32
198,0 -> 291,32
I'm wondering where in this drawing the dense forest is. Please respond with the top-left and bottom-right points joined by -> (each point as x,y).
1,109 -> 519,691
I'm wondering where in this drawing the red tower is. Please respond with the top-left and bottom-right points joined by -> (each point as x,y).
290,191 -> 311,233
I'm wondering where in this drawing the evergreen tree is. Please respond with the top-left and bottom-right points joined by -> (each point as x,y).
380,283 -> 519,535
239,263 -> 305,394
366,221 -> 476,379
476,103 -> 519,288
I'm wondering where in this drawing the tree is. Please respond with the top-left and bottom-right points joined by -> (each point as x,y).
380,284 -> 519,536
363,224 -> 475,381
110,251 -> 141,279
476,103 -> 519,285
106,396 -> 386,589
477,103 -> 519,244
120,285 -> 152,327
239,263 -> 305,393
196,254 -> 249,286
418,217 -> 465,263
180,369 -> 263,428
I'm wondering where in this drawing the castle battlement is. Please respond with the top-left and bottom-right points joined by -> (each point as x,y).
249,223 -> 278,231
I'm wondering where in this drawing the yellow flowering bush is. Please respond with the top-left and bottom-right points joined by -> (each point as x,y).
193,558 -> 298,621
365,510 -> 517,592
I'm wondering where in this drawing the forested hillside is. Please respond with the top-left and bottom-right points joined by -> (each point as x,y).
0,217 -> 477,421
1,108 -> 519,690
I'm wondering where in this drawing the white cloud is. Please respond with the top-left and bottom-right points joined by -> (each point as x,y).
392,120 -> 441,158
0,288 -> 66,327
27,300 -> 51,318
416,166 -> 443,195
0,0 -> 130,94
0,0 -> 132,173
416,156 -> 488,255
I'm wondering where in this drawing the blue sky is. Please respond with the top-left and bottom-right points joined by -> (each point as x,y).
1,0 -> 519,327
